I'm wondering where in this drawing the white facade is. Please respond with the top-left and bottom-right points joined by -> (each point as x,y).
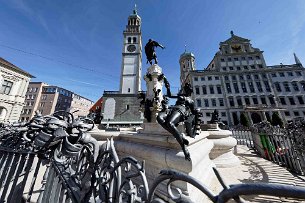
119,9 -> 142,94
0,58 -> 33,122
182,32 -> 305,126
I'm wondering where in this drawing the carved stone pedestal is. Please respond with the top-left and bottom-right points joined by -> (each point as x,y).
202,124 -> 240,168
115,124 -> 215,202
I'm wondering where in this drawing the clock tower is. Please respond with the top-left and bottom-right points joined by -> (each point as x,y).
119,6 -> 142,94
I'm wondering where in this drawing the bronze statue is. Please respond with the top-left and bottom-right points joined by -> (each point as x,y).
144,39 -> 165,65
157,82 -> 201,161
209,109 -> 220,124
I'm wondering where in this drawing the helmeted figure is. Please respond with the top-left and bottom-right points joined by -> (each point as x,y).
157,82 -> 201,161
145,39 -> 165,65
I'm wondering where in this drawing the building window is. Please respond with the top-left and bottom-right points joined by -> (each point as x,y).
296,72 -> 302,76
241,57 -> 246,60
236,66 -> 241,70
252,97 -> 258,105
256,82 -> 263,92
279,72 -> 285,77
219,98 -> 224,106
222,67 -> 227,71
233,82 -> 239,93
133,37 -> 137,43
297,96 -> 304,105
221,58 -> 225,62
217,86 -> 222,94
209,86 -> 214,94
208,76 -> 212,81
301,82 -> 305,91
246,75 -> 251,79
215,76 -> 219,80
229,67 -> 234,71
248,56 -> 253,60
40,102 -> 45,107
243,66 -> 248,70
204,99 -> 209,107
280,97 -> 286,105
284,83 -> 290,92
229,97 -> 234,107
126,105 -> 130,110
201,77 -> 205,81
287,72 -> 293,76
211,99 -> 217,107
232,75 -> 236,80
269,96 -> 275,105
294,111 -> 300,116
254,75 -> 259,79
206,112 -> 211,117
245,97 -> 250,105
248,82 -> 255,93
264,81 -> 271,92
284,111 -> 290,116
195,87 -> 200,95
194,77 -> 198,81
226,83 -> 232,93
271,73 -> 277,77
241,82 -> 247,93
202,86 -> 207,94
196,99 -> 202,107
251,65 -> 255,69
0,80 -> 13,95
261,97 -> 266,104
221,112 -> 226,117
234,58 -> 238,61
258,64 -> 263,69
288,97 -> 295,105
224,76 -> 229,81
292,82 -> 299,91
237,98 -> 242,106
128,37 -> 131,43
256,56 -> 260,59
228,57 -> 232,61
275,83 -> 282,92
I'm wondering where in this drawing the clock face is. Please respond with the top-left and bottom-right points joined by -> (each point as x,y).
127,45 -> 136,52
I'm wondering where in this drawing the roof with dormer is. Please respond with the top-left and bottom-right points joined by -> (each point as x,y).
220,31 -> 250,44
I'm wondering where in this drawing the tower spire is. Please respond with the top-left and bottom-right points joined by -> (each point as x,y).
294,53 -> 302,65
133,4 -> 137,15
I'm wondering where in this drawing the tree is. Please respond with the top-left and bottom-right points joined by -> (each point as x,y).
271,112 -> 283,127
240,112 -> 250,127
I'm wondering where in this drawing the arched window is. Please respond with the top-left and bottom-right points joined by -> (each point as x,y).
128,37 -> 131,43
133,37 -> 136,43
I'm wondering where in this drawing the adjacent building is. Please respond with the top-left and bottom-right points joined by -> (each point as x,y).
0,57 -> 33,122
181,31 -> 305,126
20,82 -> 94,121
100,7 -> 143,126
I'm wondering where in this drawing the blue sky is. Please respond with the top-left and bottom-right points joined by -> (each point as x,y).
0,0 -> 304,102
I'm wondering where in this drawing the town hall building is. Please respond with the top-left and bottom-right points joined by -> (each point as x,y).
181,31 -> 305,126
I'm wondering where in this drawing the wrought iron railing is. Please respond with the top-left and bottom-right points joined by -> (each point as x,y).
0,113 -> 305,202
231,121 -> 305,175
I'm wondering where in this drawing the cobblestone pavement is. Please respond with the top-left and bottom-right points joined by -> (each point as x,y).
216,145 -> 305,203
